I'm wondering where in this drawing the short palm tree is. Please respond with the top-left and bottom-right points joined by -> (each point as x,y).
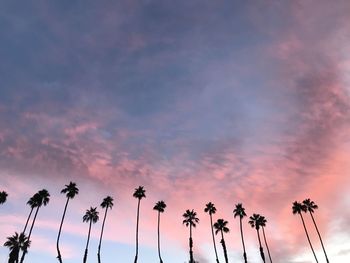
4,232 -> 30,263
0,191 -> 8,205
258,216 -> 272,263
233,203 -> 247,263
153,200 -> 167,263
249,213 -> 265,263
292,201 -> 318,262
133,186 -> 146,263
56,182 -> 79,263
182,209 -> 199,263
204,202 -> 220,263
20,189 -> 50,263
98,196 -> 114,263
214,219 -> 230,263
83,207 -> 99,263
303,199 -> 329,263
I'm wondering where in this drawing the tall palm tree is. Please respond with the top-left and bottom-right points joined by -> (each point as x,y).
258,216 -> 272,263
22,195 -> 39,235
233,203 -> 247,263
204,202 -> 220,263
83,207 -> 99,263
20,189 -> 50,263
97,196 -> 114,263
153,200 -> 167,263
0,191 -> 8,205
133,186 -> 146,263
182,209 -> 199,263
4,232 -> 30,263
56,182 -> 79,263
214,219 -> 230,263
249,213 -> 265,263
292,201 -> 318,262
303,199 -> 329,263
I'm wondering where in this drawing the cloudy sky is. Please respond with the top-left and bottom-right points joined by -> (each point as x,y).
1,0 -> 350,262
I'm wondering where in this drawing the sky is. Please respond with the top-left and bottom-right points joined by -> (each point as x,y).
0,0 -> 350,262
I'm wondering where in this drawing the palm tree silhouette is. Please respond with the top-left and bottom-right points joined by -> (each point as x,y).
83,207 -> 99,263
22,195 -> 39,235
249,213 -> 265,263
20,189 -> 50,263
0,191 -> 8,205
303,199 -> 329,262
233,203 -> 248,263
182,209 -> 199,263
204,202 -> 220,263
153,200 -> 167,263
214,219 -> 230,263
4,232 -> 30,263
258,216 -> 272,263
133,186 -> 146,263
97,196 -> 114,263
292,201 -> 318,262
56,182 -> 79,263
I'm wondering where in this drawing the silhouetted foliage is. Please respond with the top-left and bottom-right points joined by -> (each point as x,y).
183,209 -> 199,263
303,199 -> 329,263
83,207 -> 99,263
20,189 -> 50,263
214,219 -> 230,263
98,196 -> 114,263
4,232 -> 30,263
0,191 -> 8,205
249,214 -> 265,263
292,201 -> 318,262
56,182 -> 79,263
133,186 -> 146,263
258,215 -> 273,263
154,200 -> 167,263
204,202 -> 220,263
233,203 -> 247,263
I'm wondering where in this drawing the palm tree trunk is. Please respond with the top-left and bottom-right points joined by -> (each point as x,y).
20,206 -> 40,263
299,213 -> 318,262
239,217 -> 247,263
22,208 -> 34,235
262,227 -> 272,263
189,225 -> 194,263
210,214 -> 220,263
134,199 -> 141,263
256,229 -> 265,263
157,211 -> 163,263
220,230 -> 229,263
57,197 -> 70,263
309,212 -> 329,263
83,221 -> 92,263
97,207 -> 108,263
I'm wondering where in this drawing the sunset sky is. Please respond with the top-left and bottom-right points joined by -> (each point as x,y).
1,1 -> 350,262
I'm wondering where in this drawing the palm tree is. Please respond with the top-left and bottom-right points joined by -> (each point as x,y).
97,196 -> 114,263
22,195 -> 39,235
56,182 -> 79,263
258,216 -> 272,263
4,232 -> 30,263
133,186 -> 146,263
214,219 -> 230,263
182,209 -> 199,263
20,189 -> 50,263
233,203 -> 247,263
292,201 -> 318,262
153,200 -> 167,263
204,202 -> 220,263
0,191 -> 8,205
249,213 -> 265,262
303,199 -> 329,263
83,207 -> 99,263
